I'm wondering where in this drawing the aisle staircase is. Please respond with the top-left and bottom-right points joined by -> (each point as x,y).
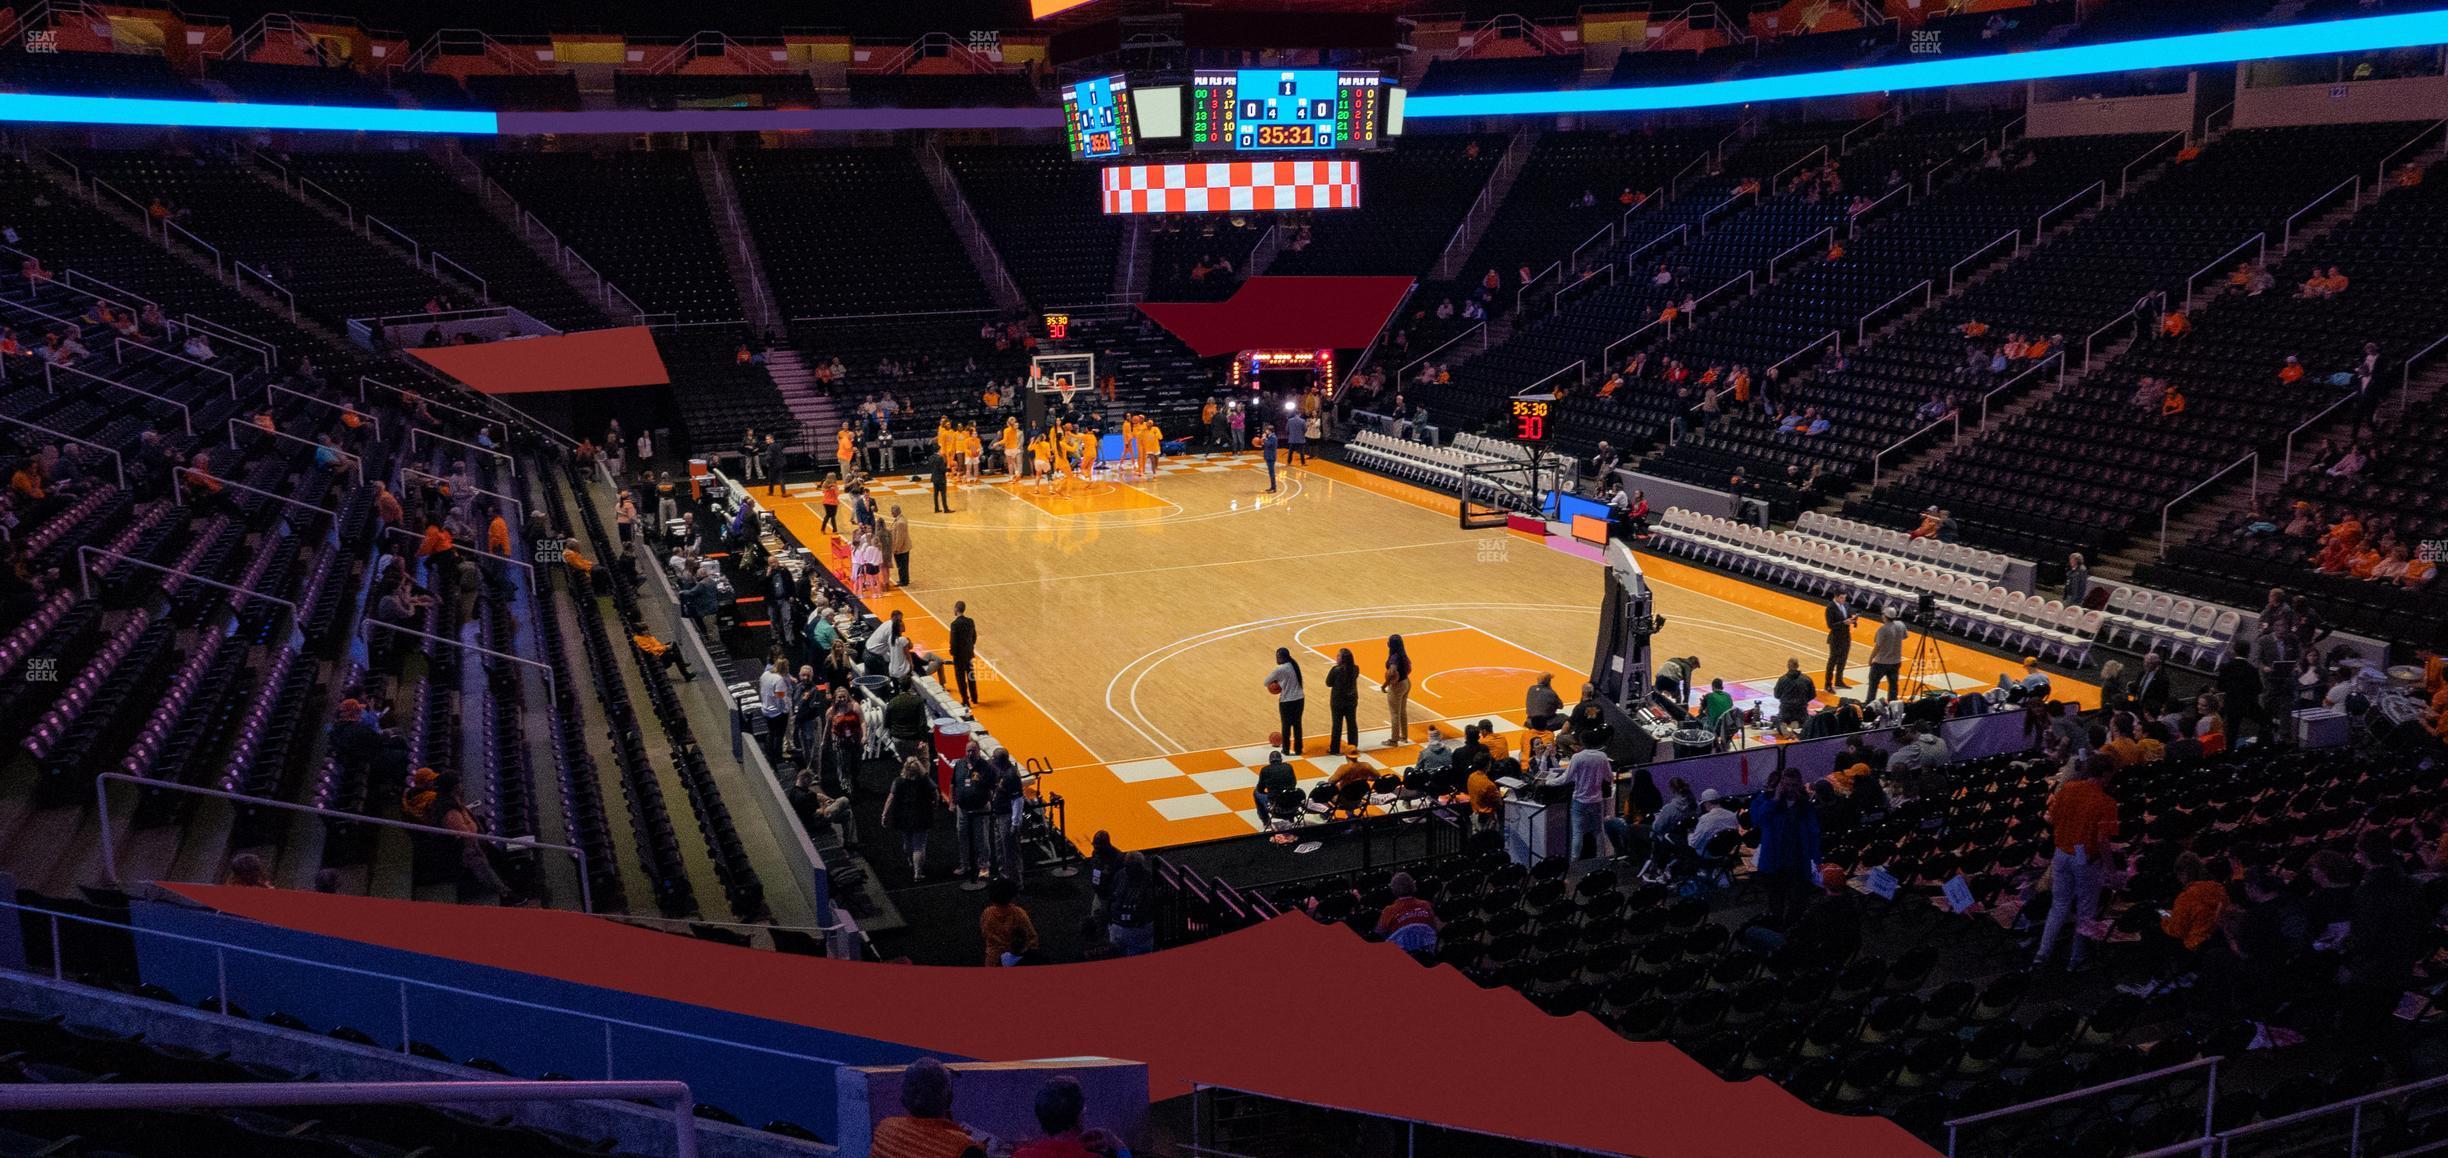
694,149 -> 779,334
764,347 -> 837,457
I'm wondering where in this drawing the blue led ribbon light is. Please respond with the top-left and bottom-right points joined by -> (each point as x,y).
0,92 -> 497,134
1408,10 -> 2448,118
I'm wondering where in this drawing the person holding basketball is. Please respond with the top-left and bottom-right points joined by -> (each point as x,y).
1266,646 -> 1307,757
1001,418 -> 1023,482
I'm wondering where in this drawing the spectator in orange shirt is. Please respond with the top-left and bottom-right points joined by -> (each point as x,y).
2160,385 -> 2187,417
870,1058 -> 986,1158
2277,356 -> 2305,384
2034,754 -> 2119,972
486,511 -> 510,556
2159,311 -> 2191,339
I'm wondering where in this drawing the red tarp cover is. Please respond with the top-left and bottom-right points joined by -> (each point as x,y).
405,326 -> 670,395
162,885 -> 1933,1157
1137,276 -> 1414,357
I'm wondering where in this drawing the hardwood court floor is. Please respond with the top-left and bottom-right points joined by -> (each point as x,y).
769,452 -> 2094,852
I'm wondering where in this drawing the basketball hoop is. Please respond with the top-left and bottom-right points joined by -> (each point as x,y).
1051,375 -> 1080,408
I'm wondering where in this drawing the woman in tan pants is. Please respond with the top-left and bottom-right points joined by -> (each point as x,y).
1383,633 -> 1414,745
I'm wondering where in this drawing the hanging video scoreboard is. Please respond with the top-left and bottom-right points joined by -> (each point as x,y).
1187,69 -> 1393,152
1060,74 -> 1137,160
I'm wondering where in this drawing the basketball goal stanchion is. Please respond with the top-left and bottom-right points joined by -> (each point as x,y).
1023,756 -> 1082,878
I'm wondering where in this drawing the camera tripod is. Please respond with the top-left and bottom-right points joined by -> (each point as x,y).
1900,618 -> 1952,699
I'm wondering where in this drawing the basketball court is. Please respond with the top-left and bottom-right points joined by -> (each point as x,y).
768,453 -> 2096,852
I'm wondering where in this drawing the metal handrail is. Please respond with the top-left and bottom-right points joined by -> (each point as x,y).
60,268 -> 150,312
2204,1070 -> 2448,1153
181,314 -> 275,372
1770,144 -> 1829,193
1524,359 -> 1586,397
1839,106 -> 1897,155
362,619 -> 551,709
75,546 -> 294,627
1618,185 -> 1663,234
2158,453 -> 2257,559
2036,179 -> 2104,238
0,1081 -> 699,1158
94,773 -> 590,913
1698,188 -> 1754,237
297,175 -> 354,226
1689,269 -> 1754,317
1767,226 -> 1834,284
1978,352 -> 2064,427
1847,180 -> 1912,238
116,337 -> 238,397
1622,224 -> 1690,275
1768,328 -> 1841,382
90,177 -> 150,227
172,468 -> 336,525
0,414 -> 121,488
1569,220 -> 1615,271
2121,130 -> 2188,195
400,466 -> 521,516
2375,117 -> 2446,192
43,360 -> 193,435
2198,100 -> 2235,140
0,891 -> 840,1126
1945,1056 -> 2219,1157
2395,330 -> 2448,420
2282,391 -> 2361,481
233,261 -> 296,322
2082,301 -> 2149,368
359,374 -> 498,430
1515,260 -> 1562,316
1600,316 -> 1668,370
1948,229 -> 2022,293
408,425 -> 518,474
228,420 -> 363,482
162,219 -> 224,279
1670,151 -> 1710,199
2282,175 -> 2358,254
1873,411 -> 1958,488
1551,262 -> 1615,314
2183,232 -> 2266,310
1399,320 -> 1487,385
1856,278 -> 1931,345
378,529 -> 537,579
428,251 -> 490,303
268,382 -> 380,439
365,213 -> 422,261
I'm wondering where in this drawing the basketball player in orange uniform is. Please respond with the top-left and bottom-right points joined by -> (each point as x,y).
1000,418 -> 1023,482
835,426 -> 855,479
961,424 -> 984,484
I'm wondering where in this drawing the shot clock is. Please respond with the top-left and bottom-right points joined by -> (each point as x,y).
1511,395 -> 1554,445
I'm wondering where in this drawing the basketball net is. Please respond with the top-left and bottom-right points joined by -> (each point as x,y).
1051,374 -> 1079,408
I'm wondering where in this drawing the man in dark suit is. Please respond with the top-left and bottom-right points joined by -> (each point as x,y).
948,600 -> 979,707
1823,593 -> 1856,690
2135,650 -> 2172,715
764,434 -> 787,496
928,453 -> 951,514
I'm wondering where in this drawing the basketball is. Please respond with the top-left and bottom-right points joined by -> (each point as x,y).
1268,731 -> 1284,749
1266,680 -> 1283,696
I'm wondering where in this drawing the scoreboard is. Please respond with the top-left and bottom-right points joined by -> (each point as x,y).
1186,69 -> 1393,152
1060,74 -> 1136,161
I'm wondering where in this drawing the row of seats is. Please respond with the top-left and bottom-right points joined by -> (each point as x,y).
1647,507 -> 2101,667
1796,509 -> 2017,582
1342,430 -> 1523,498
2089,582 -> 2251,669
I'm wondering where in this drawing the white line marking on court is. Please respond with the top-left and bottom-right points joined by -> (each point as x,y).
901,534 -> 1468,597
1108,602 -> 1600,756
